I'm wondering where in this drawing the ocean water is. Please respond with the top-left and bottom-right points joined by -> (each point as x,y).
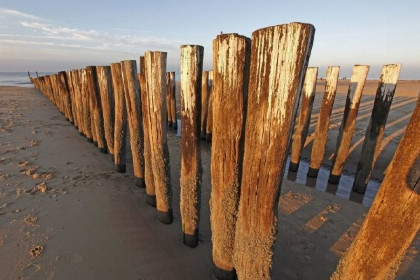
0,72 -> 51,87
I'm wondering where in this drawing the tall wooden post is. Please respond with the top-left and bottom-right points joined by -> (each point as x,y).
111,63 -> 128,173
233,23 -> 314,280
331,96 -> 420,280
96,66 -> 115,158
166,72 -> 177,129
81,69 -> 93,142
352,64 -> 401,193
307,66 -> 340,177
206,71 -> 213,142
144,51 -> 173,224
75,69 -> 85,136
328,65 -> 369,184
139,56 -> 156,206
121,60 -> 145,188
59,71 -> 74,124
66,70 -> 79,130
180,45 -> 204,247
86,66 -> 107,153
211,33 -> 251,280
200,71 -> 210,139
289,67 -> 318,172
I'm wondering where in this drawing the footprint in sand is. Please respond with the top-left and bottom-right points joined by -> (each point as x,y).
29,140 -> 40,147
29,245 -> 43,258
25,215 -> 39,226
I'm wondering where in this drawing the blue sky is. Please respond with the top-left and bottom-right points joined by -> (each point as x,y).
0,0 -> 419,79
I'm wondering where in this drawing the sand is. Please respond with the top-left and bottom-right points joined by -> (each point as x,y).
0,85 -> 419,279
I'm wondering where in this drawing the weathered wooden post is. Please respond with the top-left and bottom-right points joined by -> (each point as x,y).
138,56 -> 156,206
65,71 -> 78,129
58,71 -> 74,124
328,65 -> 369,184
307,66 -> 340,177
211,33 -> 250,280
96,66 -> 115,158
75,69 -> 85,136
166,72 -> 177,129
144,51 -> 173,223
205,71 -> 213,142
86,66 -> 107,153
331,96 -> 420,280
289,67 -> 318,172
200,71 -> 210,139
352,64 -> 401,193
233,23 -> 314,280
179,45 -> 204,247
81,69 -> 94,142
121,60 -> 145,188
111,63 -> 128,173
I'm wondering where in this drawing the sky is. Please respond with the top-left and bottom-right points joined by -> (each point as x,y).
0,0 -> 419,79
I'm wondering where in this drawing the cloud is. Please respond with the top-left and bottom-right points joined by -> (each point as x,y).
0,7 -> 43,21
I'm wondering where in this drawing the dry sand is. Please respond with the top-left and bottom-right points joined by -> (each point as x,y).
0,85 -> 419,279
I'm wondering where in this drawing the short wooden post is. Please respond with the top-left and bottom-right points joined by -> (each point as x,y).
200,71 -> 210,139
233,23 -> 315,280
144,51 -> 173,224
81,69 -> 94,142
352,64 -> 401,193
211,33 -> 250,280
86,66 -> 107,153
111,63 -> 128,173
121,60 -> 145,188
166,72 -> 177,129
328,65 -> 369,184
139,56 -> 156,206
289,67 -> 318,172
205,71 -> 213,142
331,96 -> 420,280
307,66 -> 340,177
179,45 -> 204,247
96,66 -> 115,158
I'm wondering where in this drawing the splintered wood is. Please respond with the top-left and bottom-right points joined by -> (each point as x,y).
233,23 -> 315,280
166,72 -> 177,129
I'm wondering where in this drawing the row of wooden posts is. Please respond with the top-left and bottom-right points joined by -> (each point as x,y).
30,22 -> 419,280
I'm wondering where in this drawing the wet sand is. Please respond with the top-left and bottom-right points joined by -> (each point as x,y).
0,85 -> 418,279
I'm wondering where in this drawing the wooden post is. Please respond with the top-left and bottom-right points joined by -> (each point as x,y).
111,63 -> 128,173
307,66 -> 340,177
65,71 -> 78,129
74,69 -> 85,136
121,60 -> 145,188
86,66 -> 107,153
81,69 -> 93,142
166,72 -> 177,129
331,96 -> 420,280
233,23 -> 314,280
200,71 -> 210,139
205,71 -> 213,142
289,67 -> 318,172
179,45 -> 204,247
144,51 -> 173,224
352,64 -> 401,193
96,66 -> 115,159
211,33 -> 250,280
328,65 -> 369,184
139,56 -> 156,206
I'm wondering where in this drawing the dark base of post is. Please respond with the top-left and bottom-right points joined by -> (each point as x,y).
115,163 -> 126,173
307,167 -> 319,178
328,173 -> 341,184
99,147 -> 107,154
136,177 -> 146,188
79,131 -> 84,136
289,161 -> 299,172
110,153 -> 114,162
158,209 -> 173,224
212,263 -> 237,280
87,138 -> 93,143
146,195 -> 156,207
94,141 -> 98,147
183,229 -> 199,248
352,184 -> 367,194
206,133 -> 212,143
168,121 -> 173,128
172,122 -> 177,130
200,131 -> 206,140
70,121 -> 74,125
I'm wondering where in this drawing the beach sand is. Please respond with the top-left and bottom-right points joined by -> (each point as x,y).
0,85 -> 419,279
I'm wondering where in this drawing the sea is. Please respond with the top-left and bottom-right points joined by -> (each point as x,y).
0,72 -> 52,87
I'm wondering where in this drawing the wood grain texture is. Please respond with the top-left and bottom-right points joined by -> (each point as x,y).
205,71 -> 213,142
200,71 -> 210,138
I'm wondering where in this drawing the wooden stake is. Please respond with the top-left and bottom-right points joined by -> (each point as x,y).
331,96 -> 420,280
96,66 -> 115,158
200,71 -> 210,139
352,64 -> 401,193
144,51 -> 173,224
111,63 -> 128,173
328,65 -> 369,184
66,71 -> 79,130
233,23 -> 315,280
81,69 -> 93,142
166,72 -> 177,129
206,71 -> 213,142
74,69 -> 85,136
121,60 -> 145,188
211,33 -> 250,280
289,67 -> 318,172
307,66 -> 340,177
139,56 -> 156,206
180,45 -> 204,247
